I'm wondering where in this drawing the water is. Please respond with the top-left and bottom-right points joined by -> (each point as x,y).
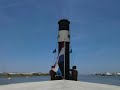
0,75 -> 120,86
0,76 -> 50,85
78,75 -> 120,86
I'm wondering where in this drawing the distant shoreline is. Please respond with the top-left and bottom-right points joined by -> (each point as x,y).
0,73 -> 49,78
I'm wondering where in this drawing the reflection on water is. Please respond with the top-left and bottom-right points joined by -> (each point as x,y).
0,75 -> 120,86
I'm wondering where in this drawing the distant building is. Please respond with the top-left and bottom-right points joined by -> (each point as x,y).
105,72 -> 112,76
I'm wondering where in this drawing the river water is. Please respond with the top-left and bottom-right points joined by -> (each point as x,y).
0,75 -> 120,86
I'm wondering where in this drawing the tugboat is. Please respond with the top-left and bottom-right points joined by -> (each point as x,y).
1,19 -> 119,90
50,19 -> 78,81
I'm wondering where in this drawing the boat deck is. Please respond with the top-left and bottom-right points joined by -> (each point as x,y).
0,80 -> 120,90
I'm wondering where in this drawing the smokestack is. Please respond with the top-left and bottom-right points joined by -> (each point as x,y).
58,19 -> 70,80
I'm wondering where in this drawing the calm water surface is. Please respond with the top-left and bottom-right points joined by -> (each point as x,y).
0,75 -> 120,86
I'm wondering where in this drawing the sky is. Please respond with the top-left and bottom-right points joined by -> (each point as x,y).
0,0 -> 120,74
